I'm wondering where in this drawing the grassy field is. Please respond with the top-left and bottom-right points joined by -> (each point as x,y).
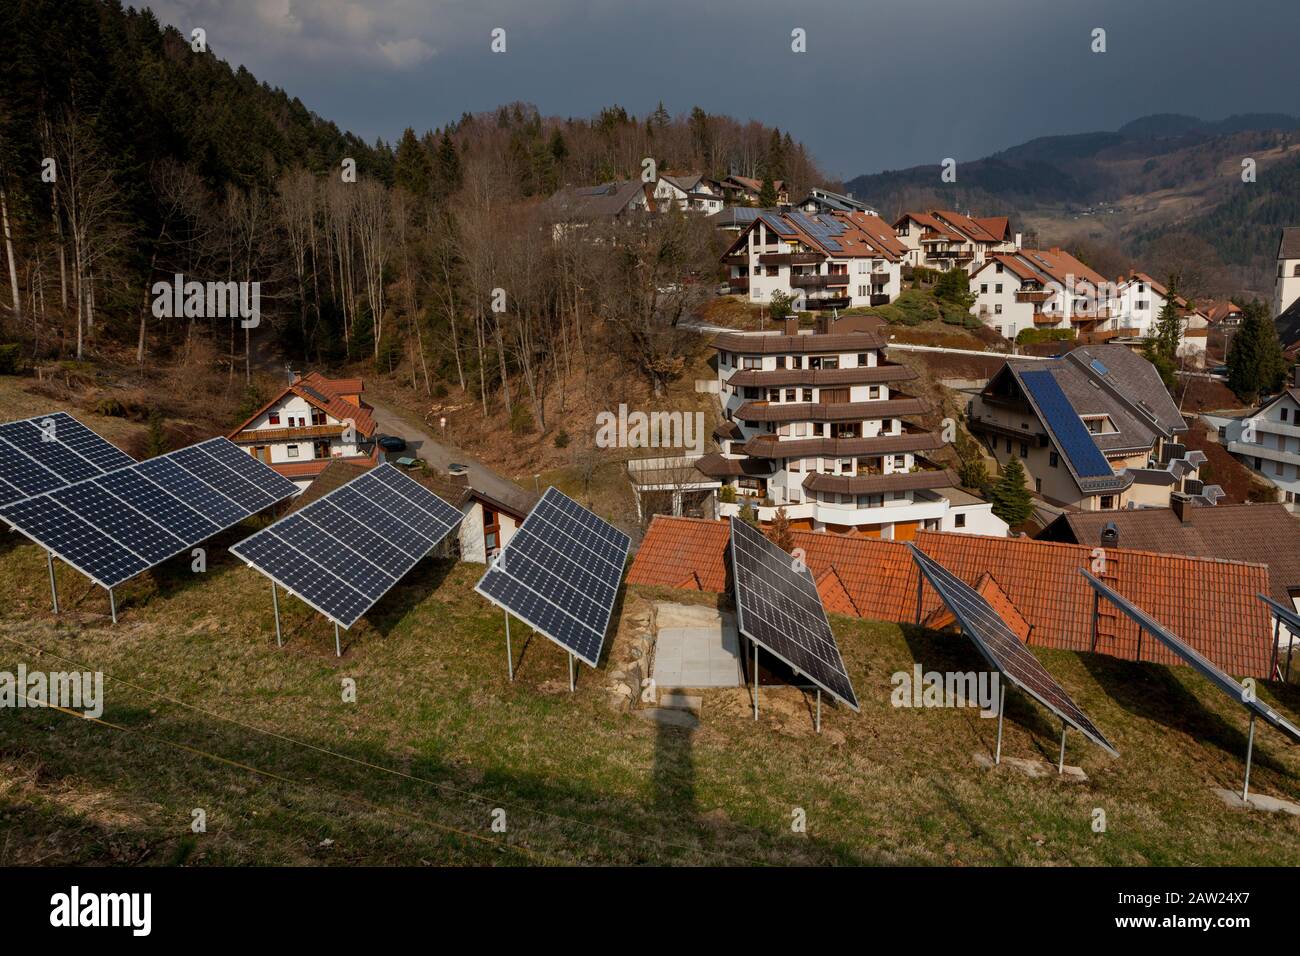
2,523 -> 1300,866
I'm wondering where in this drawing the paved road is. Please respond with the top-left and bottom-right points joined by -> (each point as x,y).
367,399 -> 538,506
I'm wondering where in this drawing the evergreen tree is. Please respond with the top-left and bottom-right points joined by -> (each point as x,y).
765,130 -> 786,184
434,130 -> 462,198
758,176 -> 778,208
1228,299 -> 1287,402
989,456 -> 1034,525
393,127 -> 432,200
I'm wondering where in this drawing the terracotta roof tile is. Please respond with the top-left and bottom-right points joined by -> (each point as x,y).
627,518 -> 1275,677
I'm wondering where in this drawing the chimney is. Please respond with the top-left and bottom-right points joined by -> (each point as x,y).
783,316 -> 799,336
1100,521 -> 1119,548
447,463 -> 470,487
1170,492 -> 1193,524
1014,232 -> 1022,249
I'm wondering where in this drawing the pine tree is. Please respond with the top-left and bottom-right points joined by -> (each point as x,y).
1228,299 -> 1287,402
990,456 -> 1034,525
758,176 -> 777,208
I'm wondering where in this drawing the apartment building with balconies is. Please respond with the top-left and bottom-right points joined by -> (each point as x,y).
699,316 -> 1007,539
969,345 -> 1212,512
893,210 -> 1019,273
969,248 -> 1114,341
1219,365 -> 1300,507
721,209 -> 905,310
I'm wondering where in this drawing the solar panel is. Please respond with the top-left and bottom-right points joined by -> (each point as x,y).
0,412 -> 136,506
0,419 -> 102,485
37,412 -> 135,471
729,516 -> 859,710
0,437 -> 295,594
473,487 -> 629,668
1084,571 -> 1300,744
229,462 -> 462,629
1089,358 -> 1110,377
912,546 -> 1117,755
1019,369 -> 1113,478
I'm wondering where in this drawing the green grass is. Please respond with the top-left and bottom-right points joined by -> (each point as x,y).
1,532 -> 1299,866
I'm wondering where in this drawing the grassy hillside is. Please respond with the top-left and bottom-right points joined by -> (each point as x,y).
2,537 -> 1299,865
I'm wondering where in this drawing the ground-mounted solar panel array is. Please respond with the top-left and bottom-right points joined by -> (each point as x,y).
1085,572 -> 1300,744
729,516 -> 859,710
0,411 -> 137,506
0,431 -> 298,589
1019,369 -> 1114,479
912,546 -> 1117,755
474,486 -> 630,668
230,463 -> 462,628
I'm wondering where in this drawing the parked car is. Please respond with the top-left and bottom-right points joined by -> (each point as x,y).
377,434 -> 407,453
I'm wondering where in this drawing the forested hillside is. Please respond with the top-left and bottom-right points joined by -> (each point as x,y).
0,0 -> 820,432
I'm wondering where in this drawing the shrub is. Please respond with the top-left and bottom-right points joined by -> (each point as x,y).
509,403 -> 536,435
95,398 -> 127,418
553,429 -> 570,449
0,343 -> 21,374
718,485 -> 737,503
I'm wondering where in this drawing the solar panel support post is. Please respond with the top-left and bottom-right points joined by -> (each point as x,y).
994,683 -> 1006,765
1270,617 -> 1280,681
568,652 -> 575,693
108,587 -> 117,625
1288,632 -> 1296,684
1090,590 -> 1100,652
270,582 -> 282,648
333,621 -> 341,658
752,641 -> 759,721
504,610 -> 514,681
815,689 -> 822,733
1057,721 -> 1068,775
1243,714 -> 1257,804
46,550 -> 58,615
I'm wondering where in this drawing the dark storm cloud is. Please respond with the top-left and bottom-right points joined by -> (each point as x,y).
149,0 -> 1300,179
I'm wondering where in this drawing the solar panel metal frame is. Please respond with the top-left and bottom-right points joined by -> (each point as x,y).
1259,593 -> 1300,638
0,436 -> 295,591
728,516 -> 860,711
229,462 -> 462,629
473,486 -> 630,669
1084,571 -> 1300,744
1018,369 -> 1114,479
912,545 -> 1118,755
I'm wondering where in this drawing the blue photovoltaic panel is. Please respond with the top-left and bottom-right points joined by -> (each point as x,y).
198,438 -> 300,500
1085,572 -> 1300,745
730,517 -> 859,710
0,431 -> 295,594
1089,359 -> 1110,377
171,445 -> 277,513
1019,369 -> 1113,478
230,463 -> 462,628
0,420 -> 102,485
51,481 -> 185,565
137,456 -> 247,526
913,546 -> 1116,755
474,487 -> 629,668
95,469 -> 220,545
41,412 -> 136,472
297,499 -> 413,578
0,496 -> 148,586
0,438 -> 66,502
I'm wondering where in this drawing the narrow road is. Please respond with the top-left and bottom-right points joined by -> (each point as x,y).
367,399 -> 538,506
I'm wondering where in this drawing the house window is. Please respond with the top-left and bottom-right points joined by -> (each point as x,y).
1035,478 -> 1042,493
311,408 -> 326,426
994,304 -> 1003,315
955,513 -> 966,529
802,388 -> 813,402
980,284 -> 988,294
1283,408 -> 1290,423
483,507 -> 500,554
268,413 -> 281,426
1006,438 -> 1013,453
776,356 -> 786,369
857,353 -> 868,365
995,283 -> 1003,294
743,357 -> 761,369
785,389 -> 797,402
1049,451 -> 1059,468
286,444 -> 300,458
868,386 -> 881,400
1019,442 -> 1029,457
1100,495 -> 1115,510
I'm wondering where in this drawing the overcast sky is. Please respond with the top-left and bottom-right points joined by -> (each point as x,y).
150,0 -> 1300,179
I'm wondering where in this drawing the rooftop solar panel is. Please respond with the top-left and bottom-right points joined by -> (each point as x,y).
1019,369 -> 1113,479
473,487 -> 629,668
729,516 -> 859,710
912,546 -> 1117,756
1084,571 -> 1300,744
230,462 -> 462,630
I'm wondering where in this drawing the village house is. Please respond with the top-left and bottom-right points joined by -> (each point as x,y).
795,187 -> 878,216
968,345 -> 1211,512
1111,271 -> 1210,361
656,174 -> 726,214
717,174 -> 788,205
721,209 -> 907,309
700,316 -> 1007,539
227,372 -> 378,488
892,209 -> 1019,273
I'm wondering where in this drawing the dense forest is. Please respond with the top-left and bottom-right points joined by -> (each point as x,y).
0,0 -> 825,429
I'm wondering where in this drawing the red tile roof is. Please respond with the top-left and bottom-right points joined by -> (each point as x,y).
627,518 -> 1275,677
229,371 -> 376,441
